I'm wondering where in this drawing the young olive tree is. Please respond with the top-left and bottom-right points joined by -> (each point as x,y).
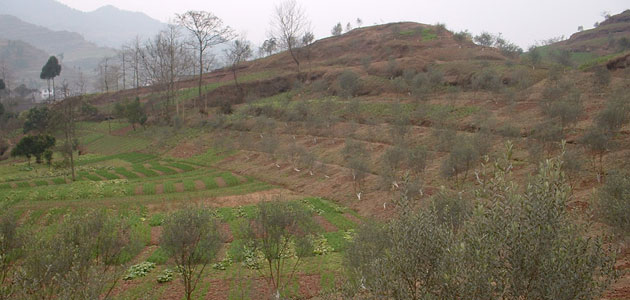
246,200 -> 314,299
160,208 -> 222,300
0,213 -> 21,299
598,170 -> 630,233
16,210 -> 130,300
344,143 -> 617,300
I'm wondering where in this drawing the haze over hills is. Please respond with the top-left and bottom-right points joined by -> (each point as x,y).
0,15 -> 115,72
0,0 -> 166,48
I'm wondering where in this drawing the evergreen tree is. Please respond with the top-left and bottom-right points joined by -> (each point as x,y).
40,56 -> 62,101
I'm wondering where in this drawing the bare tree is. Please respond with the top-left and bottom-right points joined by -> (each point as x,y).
123,36 -> 144,91
177,11 -> 234,112
270,0 -> 310,73
224,36 -> 253,97
141,25 -> 193,119
95,57 -> 120,93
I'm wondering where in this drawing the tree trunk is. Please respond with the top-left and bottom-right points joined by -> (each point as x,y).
199,47 -> 204,113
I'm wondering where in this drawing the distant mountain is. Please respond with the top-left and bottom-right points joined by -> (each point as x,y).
0,38 -> 80,89
0,15 -> 115,72
0,0 -> 166,47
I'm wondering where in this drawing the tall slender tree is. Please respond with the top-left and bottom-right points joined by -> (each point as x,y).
177,11 -> 234,113
40,56 -> 62,101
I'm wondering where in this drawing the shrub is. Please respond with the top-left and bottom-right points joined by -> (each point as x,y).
245,200 -> 315,298
598,171 -> 630,233
160,208 -> 222,300
344,144 -> 617,299
337,71 -> 360,98
471,68 -> 501,92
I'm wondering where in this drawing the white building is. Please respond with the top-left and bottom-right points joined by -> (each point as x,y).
40,89 -> 54,101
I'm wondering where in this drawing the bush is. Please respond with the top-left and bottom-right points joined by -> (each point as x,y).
344,145 -> 617,299
337,70 -> 360,98
471,68 -> 501,92
598,171 -> 630,233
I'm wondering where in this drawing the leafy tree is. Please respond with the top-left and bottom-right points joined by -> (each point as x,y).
495,36 -> 523,57
23,106 -> 51,134
17,210 -> 130,299
598,171 -> 630,233
453,30 -> 472,44
177,11 -> 234,112
337,70 -> 360,98
581,127 -> 613,177
0,212 -> 22,299
527,46 -> 542,69
407,145 -> 429,177
301,31 -> 315,71
356,18 -> 363,28
331,23 -> 343,36
471,68 -> 501,92
51,94 -> 82,181
595,91 -> 630,133
593,65 -> 611,91
459,146 -> 616,299
0,79 -> 5,91
381,146 -> 406,188
345,144 -> 617,299
160,208 -> 222,300
473,32 -> 495,47
541,84 -> 583,132
342,139 -> 370,195
550,49 -> 573,69
441,135 -> 479,185
114,98 -> 147,131
259,38 -> 277,57
40,56 -> 62,101
245,200 -> 314,299
11,135 -> 55,164
345,210 -> 453,300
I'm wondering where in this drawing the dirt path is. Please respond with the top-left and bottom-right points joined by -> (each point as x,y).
134,185 -> 143,195
174,183 -> 184,193
155,184 -> 164,195
215,177 -> 227,188
150,226 -> 163,246
314,215 -> 337,232
194,180 -> 206,191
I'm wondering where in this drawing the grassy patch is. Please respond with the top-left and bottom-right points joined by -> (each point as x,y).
114,167 -> 140,179
165,162 -> 195,172
147,247 -> 170,265
16,182 -> 31,188
132,165 -> 159,177
305,198 -> 356,231
52,178 -> 67,185
95,169 -> 121,180
220,173 -> 241,186
34,180 -> 48,187
142,183 -> 156,195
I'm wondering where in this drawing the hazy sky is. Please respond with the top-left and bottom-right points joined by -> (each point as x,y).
56,0 -> 629,48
